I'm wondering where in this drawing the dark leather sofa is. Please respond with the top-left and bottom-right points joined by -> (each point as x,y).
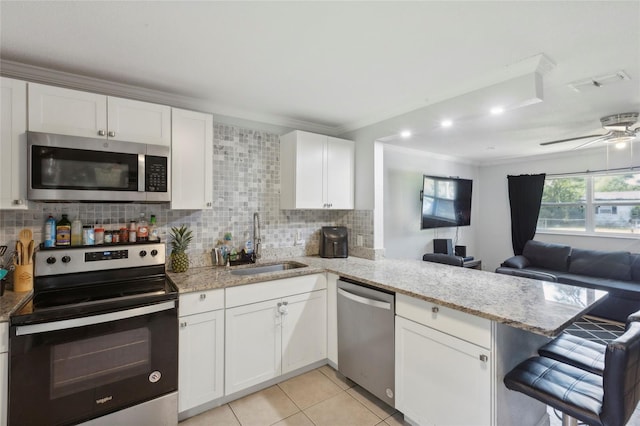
495,240 -> 640,322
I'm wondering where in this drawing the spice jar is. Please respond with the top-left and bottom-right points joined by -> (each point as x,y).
119,227 -> 128,243
128,221 -> 137,243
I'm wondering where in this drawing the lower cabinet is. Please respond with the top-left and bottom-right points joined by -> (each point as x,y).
178,290 -> 224,414
225,274 -> 327,395
395,316 -> 491,425
0,322 -> 7,426
395,293 -> 493,425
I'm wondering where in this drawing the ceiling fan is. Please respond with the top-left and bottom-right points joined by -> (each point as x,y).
540,112 -> 640,149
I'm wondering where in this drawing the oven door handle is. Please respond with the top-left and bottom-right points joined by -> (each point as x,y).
15,300 -> 176,336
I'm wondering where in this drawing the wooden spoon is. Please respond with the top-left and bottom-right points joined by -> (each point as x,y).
18,228 -> 32,265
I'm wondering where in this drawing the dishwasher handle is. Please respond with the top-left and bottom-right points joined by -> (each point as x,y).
338,288 -> 391,310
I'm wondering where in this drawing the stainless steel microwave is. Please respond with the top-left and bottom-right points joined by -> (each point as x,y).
28,131 -> 171,202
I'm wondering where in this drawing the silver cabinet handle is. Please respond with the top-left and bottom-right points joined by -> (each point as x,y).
16,301 -> 176,336
108,130 -> 116,137
180,321 -> 188,328
432,306 -> 439,314
206,202 -> 212,207
479,354 -> 488,362
13,199 -> 24,205
337,288 -> 391,310
98,130 -> 106,136
200,293 -> 207,300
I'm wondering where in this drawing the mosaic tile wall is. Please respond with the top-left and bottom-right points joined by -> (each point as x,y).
0,123 -> 375,268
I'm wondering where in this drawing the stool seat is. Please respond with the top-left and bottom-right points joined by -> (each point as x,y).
504,357 -> 603,426
538,333 -> 605,375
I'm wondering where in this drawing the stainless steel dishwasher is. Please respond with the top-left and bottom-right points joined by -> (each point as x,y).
337,278 -> 395,407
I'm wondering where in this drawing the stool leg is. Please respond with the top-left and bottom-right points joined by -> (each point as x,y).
561,413 -> 578,426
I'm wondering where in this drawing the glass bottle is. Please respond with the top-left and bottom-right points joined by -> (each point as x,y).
71,218 -> 83,246
137,213 -> 149,242
55,214 -> 71,246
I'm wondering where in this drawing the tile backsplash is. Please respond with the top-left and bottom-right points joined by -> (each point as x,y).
0,123 -> 375,266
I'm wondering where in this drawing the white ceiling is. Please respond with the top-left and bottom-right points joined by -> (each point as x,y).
1,1 -> 639,163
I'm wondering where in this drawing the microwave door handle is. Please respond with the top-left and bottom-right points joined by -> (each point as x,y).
15,301 -> 176,336
138,154 -> 145,192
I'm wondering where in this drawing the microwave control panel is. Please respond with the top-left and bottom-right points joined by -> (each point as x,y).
145,156 -> 168,193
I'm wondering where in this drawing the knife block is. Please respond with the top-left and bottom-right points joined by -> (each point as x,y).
13,264 -> 33,292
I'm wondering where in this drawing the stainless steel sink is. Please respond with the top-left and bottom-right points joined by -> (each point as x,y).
230,261 -> 308,276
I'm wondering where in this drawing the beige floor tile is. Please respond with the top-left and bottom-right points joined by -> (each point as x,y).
179,404 -> 240,426
304,392 -> 381,426
318,365 -> 355,390
382,412 -> 410,426
346,386 -> 395,420
229,385 -> 299,426
278,369 -> 344,409
272,411 -> 315,426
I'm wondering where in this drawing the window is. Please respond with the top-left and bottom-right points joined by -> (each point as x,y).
537,172 -> 640,235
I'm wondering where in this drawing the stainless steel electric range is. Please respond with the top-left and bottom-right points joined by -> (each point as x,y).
9,242 -> 178,426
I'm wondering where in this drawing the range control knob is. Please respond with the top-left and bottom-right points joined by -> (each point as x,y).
61,256 -> 71,263
150,249 -> 158,257
139,250 -> 147,258
46,256 -> 56,265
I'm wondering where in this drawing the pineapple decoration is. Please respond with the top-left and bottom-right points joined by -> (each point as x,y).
169,225 -> 193,273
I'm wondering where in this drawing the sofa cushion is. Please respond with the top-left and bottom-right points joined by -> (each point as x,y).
522,240 -> 571,272
568,249 -> 631,281
631,254 -> 640,282
556,274 -> 640,298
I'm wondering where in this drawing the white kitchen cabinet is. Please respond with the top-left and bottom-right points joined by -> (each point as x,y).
28,83 -> 170,145
395,316 -> 491,426
280,130 -> 354,209
0,77 -> 28,210
225,275 -> 327,395
171,108 -> 213,210
0,321 -> 8,426
326,272 -> 339,366
178,290 -> 224,414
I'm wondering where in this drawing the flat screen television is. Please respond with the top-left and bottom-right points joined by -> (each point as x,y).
420,175 -> 472,229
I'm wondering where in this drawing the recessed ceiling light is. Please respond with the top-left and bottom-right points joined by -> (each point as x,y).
490,106 -> 504,115
441,120 -> 453,128
400,130 -> 412,138
615,142 -> 627,150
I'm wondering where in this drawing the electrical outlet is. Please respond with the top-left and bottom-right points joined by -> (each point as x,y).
356,234 -> 363,247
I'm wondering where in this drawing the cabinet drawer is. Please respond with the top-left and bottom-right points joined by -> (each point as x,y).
179,289 -> 224,316
0,322 -> 7,353
226,274 -> 327,308
396,293 -> 491,349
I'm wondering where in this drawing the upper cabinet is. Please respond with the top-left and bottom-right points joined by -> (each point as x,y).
280,130 -> 354,209
171,108 -> 213,210
0,77 -> 28,210
28,83 -> 171,146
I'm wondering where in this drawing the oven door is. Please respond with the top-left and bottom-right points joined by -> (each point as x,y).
9,300 -> 178,426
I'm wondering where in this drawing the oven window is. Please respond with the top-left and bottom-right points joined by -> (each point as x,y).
32,145 -> 138,191
51,327 -> 150,399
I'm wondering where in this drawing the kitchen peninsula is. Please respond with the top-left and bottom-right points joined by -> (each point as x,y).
169,255 -> 606,426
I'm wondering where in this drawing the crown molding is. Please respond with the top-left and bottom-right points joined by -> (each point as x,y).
0,60 -> 338,136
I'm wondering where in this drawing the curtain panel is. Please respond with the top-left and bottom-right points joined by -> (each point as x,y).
507,174 -> 546,255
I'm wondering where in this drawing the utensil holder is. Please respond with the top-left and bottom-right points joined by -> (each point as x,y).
13,264 -> 33,292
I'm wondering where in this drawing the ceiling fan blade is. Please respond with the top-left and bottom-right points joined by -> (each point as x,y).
571,134 -> 613,150
540,134 -> 605,146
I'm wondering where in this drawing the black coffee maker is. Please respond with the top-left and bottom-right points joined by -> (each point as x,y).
319,226 -> 348,258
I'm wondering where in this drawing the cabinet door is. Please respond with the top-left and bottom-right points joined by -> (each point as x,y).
0,352 -> 5,426
0,78 -> 28,209
326,273 -> 339,366
225,299 -> 281,395
325,137 -> 354,209
282,290 -> 327,374
107,97 -> 171,145
395,316 -> 491,426
28,83 -> 107,138
171,108 -> 213,209
178,310 -> 224,413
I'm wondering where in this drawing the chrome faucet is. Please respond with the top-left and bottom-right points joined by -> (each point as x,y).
253,212 -> 262,259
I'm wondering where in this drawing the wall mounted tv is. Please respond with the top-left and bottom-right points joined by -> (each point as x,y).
420,175 -> 473,229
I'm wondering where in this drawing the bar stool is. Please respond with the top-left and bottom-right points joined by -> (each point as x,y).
504,322 -> 640,426
538,310 -> 640,376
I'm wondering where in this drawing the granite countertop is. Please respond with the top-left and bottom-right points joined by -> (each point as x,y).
0,289 -> 32,322
169,256 -> 607,337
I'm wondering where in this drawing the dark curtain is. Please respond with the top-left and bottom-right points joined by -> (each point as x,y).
507,174 -> 546,255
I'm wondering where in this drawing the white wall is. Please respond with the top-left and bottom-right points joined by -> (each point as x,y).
383,145 -> 479,260
478,145 -> 640,271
